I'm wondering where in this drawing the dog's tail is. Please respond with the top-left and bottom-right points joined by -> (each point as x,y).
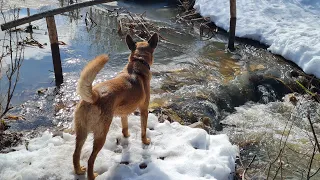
77,54 -> 109,103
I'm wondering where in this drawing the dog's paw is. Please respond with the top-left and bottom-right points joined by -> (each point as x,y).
123,132 -> 130,138
75,166 -> 86,175
88,172 -> 98,180
122,129 -> 130,138
94,172 -> 99,177
142,138 -> 151,145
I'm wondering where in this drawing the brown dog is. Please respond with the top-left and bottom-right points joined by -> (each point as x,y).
73,33 -> 158,180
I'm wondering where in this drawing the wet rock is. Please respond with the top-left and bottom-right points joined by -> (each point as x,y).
0,131 -> 23,152
249,64 -> 265,72
168,99 -> 217,121
0,120 -> 10,131
149,98 -> 168,112
152,107 -> 184,124
201,117 -> 211,126
249,74 -> 293,103
37,88 -> 48,95
160,81 -> 183,92
188,121 -> 205,128
213,84 -> 256,112
188,121 -> 213,133
290,70 -> 300,78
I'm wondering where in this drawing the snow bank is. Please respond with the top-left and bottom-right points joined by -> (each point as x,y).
0,114 -> 238,180
194,0 -> 320,78
1,0 -> 57,10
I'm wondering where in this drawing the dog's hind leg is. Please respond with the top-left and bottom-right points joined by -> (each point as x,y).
87,119 -> 112,180
121,116 -> 130,138
73,124 -> 88,175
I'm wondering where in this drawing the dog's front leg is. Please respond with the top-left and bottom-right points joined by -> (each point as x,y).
121,116 -> 130,138
140,107 -> 150,145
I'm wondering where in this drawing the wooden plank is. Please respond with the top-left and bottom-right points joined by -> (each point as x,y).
46,16 -> 63,86
1,0 -> 114,31
228,0 -> 236,51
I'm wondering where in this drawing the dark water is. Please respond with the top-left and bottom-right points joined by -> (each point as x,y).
1,0 -> 319,179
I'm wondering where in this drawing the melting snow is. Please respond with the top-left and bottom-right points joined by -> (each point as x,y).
0,114 -> 238,180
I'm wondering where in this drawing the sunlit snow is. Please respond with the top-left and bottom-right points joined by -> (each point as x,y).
0,114 -> 238,180
195,0 -> 320,78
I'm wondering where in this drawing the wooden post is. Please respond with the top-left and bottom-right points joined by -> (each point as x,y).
228,0 -> 236,51
46,16 -> 63,86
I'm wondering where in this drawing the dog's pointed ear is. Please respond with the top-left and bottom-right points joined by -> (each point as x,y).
126,34 -> 136,51
148,33 -> 158,49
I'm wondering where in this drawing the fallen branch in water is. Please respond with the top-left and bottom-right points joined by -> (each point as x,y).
175,6 -> 216,40
116,10 -> 161,40
200,22 -> 217,40
134,14 -> 151,37
306,144 -> 317,179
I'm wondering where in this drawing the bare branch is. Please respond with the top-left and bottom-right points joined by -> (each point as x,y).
307,113 -> 320,154
0,2 -> 25,119
306,144 -> 316,179
242,154 -> 256,180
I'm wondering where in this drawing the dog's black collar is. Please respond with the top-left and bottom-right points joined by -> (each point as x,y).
132,58 -> 150,70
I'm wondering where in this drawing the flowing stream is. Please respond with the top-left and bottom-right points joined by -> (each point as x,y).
1,0 -> 319,179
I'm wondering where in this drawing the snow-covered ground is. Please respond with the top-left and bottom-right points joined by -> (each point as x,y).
0,0 -> 57,10
195,0 -> 320,78
0,114 -> 238,180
